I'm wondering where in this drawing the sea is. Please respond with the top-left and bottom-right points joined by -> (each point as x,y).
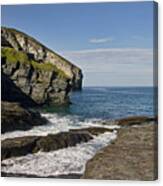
47,86 -> 156,119
1,87 -> 157,177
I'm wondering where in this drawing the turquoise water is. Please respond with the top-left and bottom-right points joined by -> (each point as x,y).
44,87 -> 157,120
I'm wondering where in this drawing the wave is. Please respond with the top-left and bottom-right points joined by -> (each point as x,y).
2,131 -> 117,177
1,113 -> 119,140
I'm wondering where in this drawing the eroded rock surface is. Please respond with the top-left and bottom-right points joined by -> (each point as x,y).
1,131 -> 93,160
117,116 -> 156,127
1,27 -> 83,105
1,72 -> 37,107
70,127 -> 114,136
1,101 -> 47,134
83,123 -> 158,180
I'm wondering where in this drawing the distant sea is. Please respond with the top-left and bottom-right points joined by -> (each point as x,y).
45,86 -> 157,120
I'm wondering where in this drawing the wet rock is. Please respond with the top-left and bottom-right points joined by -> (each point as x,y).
1,101 -> 47,133
34,132 -> 92,152
70,127 -> 114,136
1,132 -> 93,160
1,136 -> 39,160
117,116 -> 156,127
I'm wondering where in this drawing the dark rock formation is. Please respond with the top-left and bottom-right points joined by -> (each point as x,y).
83,123 -> 157,180
1,131 -> 93,160
117,116 -> 156,127
1,101 -> 47,133
70,127 -> 114,136
1,72 -> 47,133
1,135 -> 39,160
1,27 -> 83,105
1,54 -> 71,105
1,72 -> 37,107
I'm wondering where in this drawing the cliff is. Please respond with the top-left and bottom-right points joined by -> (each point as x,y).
1,27 -> 83,105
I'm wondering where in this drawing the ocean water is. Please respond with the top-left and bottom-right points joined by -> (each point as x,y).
4,87 -> 154,139
45,86 -> 156,119
1,86 -> 156,177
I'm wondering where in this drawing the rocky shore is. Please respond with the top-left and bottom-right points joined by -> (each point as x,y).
1,116 -> 157,180
1,126 -> 115,160
83,119 -> 158,180
1,27 -> 157,180
1,131 -> 93,160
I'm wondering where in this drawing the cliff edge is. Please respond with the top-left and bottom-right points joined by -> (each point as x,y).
1,27 -> 83,105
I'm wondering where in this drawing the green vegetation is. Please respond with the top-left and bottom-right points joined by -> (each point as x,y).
1,47 -> 29,64
2,27 -> 79,69
1,47 -> 68,79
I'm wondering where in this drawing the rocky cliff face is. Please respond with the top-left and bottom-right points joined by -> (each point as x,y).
1,27 -> 83,105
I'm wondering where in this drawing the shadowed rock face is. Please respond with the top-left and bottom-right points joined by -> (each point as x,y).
1,72 -> 48,133
1,27 -> 83,105
1,72 -> 37,107
1,132 -> 93,160
1,55 -> 71,105
1,101 -> 47,134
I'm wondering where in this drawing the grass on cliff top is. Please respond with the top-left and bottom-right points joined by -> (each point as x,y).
1,47 -> 69,79
2,27 -> 80,70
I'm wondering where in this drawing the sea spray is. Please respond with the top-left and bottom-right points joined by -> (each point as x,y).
2,131 -> 117,177
1,113 -> 119,140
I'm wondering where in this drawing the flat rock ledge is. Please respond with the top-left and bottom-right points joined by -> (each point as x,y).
1,126 -> 114,161
1,131 -> 93,160
82,123 -> 158,180
117,116 -> 156,127
70,127 -> 114,136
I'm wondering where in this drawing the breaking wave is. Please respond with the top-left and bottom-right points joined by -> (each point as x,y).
2,131 -> 117,177
1,113 -> 119,140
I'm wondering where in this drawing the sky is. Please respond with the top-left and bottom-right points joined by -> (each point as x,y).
1,1 -> 155,86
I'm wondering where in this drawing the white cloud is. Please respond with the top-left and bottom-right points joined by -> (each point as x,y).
89,37 -> 113,44
60,48 -> 154,87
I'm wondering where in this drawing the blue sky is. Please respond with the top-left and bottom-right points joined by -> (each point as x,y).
1,2 -> 155,86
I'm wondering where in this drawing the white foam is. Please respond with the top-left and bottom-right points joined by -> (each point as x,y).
2,131 -> 117,177
1,113 -> 120,140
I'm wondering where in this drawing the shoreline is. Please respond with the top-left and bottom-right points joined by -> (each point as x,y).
1,116 -> 157,179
